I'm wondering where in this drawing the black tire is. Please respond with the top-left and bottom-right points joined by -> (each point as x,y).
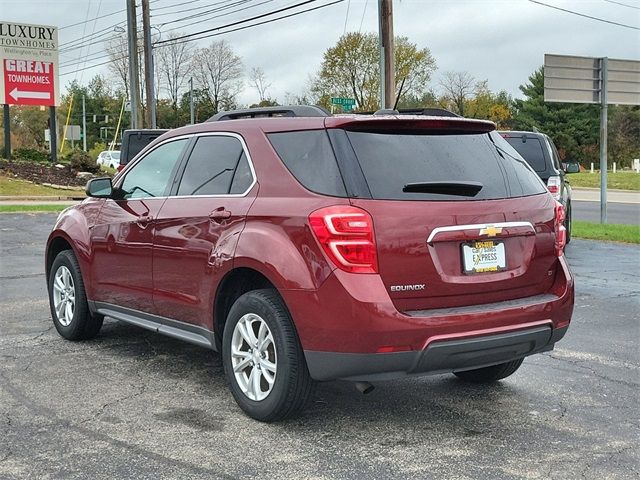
453,358 -> 524,383
48,250 -> 103,341
222,289 -> 314,422
564,203 -> 572,245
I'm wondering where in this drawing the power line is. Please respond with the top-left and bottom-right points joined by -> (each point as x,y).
156,0 -> 256,27
343,0 -> 351,35
358,0 -> 368,32
59,0 -> 274,70
156,0 -> 345,47
602,0 -> 640,10
77,0 -> 105,84
155,0 -> 317,44
60,0 -> 344,76
152,0 -> 237,18
528,0 -> 640,30
60,0 -> 261,55
60,25 -> 125,53
59,0 -> 161,30
152,0 -> 210,11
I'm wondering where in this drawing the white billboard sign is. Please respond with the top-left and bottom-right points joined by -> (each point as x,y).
0,22 -> 59,106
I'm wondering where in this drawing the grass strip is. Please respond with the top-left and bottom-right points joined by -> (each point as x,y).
568,172 -> 640,191
0,204 -> 69,213
573,221 -> 640,244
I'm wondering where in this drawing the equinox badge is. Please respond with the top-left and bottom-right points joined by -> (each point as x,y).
390,284 -> 426,292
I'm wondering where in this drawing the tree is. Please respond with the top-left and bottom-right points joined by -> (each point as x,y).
438,71 -> 476,116
192,40 -> 243,113
463,82 -> 514,128
311,32 -> 436,111
155,32 -> 194,111
609,106 -> 640,168
249,67 -> 272,103
510,67 -> 600,165
105,35 -> 131,96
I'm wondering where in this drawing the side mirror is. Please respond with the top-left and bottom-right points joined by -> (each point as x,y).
86,177 -> 113,198
564,162 -> 580,174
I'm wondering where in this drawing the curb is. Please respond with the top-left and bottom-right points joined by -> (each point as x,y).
573,187 -> 639,194
0,196 -> 84,201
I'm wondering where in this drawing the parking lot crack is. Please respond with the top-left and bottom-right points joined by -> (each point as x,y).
30,325 -> 53,342
80,384 -> 147,425
543,352 -> 640,389
580,445 -> 635,479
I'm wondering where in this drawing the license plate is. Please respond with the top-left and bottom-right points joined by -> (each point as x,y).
462,240 -> 506,274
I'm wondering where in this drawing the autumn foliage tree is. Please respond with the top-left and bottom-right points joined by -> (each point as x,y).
311,32 -> 436,111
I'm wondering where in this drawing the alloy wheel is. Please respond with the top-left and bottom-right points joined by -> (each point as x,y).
230,313 -> 277,401
52,265 -> 75,327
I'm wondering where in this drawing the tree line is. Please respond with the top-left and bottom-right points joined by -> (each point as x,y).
1,31 -> 638,168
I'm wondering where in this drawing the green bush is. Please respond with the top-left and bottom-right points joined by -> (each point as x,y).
13,147 -> 49,163
88,142 -> 107,163
68,150 -> 100,173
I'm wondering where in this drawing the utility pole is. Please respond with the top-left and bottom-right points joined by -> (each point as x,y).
377,0 -> 395,109
126,0 -> 142,128
189,77 -> 195,124
600,57 -> 608,224
82,95 -> 87,151
141,0 -> 156,128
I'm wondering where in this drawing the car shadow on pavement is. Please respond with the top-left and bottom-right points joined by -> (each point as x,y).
96,318 -> 536,434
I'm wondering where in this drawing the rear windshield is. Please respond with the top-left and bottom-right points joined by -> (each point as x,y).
503,136 -> 546,172
346,130 -> 546,201
268,130 -> 546,201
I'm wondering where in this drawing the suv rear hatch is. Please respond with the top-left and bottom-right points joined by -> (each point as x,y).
269,117 -> 559,312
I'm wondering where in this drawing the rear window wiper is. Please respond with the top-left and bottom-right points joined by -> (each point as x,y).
402,181 -> 483,197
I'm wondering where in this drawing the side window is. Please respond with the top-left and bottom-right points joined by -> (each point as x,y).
177,136 -> 253,196
267,130 -> 347,197
120,139 -> 188,199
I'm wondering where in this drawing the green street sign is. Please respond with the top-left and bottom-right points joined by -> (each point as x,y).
330,97 -> 356,106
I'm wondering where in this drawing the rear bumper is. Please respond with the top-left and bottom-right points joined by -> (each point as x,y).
284,255 -> 573,380
305,324 -> 567,381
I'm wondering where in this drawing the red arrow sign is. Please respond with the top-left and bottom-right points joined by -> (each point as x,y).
4,58 -> 55,106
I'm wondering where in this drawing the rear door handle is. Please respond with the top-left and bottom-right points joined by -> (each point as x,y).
209,207 -> 232,221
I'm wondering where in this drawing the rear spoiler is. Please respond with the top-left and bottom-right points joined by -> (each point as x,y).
324,116 -> 496,134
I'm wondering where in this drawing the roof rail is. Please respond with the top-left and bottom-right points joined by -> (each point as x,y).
354,107 -> 460,118
207,105 -> 331,122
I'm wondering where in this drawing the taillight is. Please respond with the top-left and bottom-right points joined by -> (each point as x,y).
547,175 -> 561,200
116,164 -> 125,172
554,201 -> 566,257
309,205 -> 378,274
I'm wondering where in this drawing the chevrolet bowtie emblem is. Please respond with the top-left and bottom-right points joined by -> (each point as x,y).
479,226 -> 503,237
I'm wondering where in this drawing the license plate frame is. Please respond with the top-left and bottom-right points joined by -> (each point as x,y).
461,240 -> 507,275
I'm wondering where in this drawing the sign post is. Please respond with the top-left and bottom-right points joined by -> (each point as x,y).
3,103 -> 9,159
0,22 -> 59,160
599,58 -> 608,224
544,54 -> 640,223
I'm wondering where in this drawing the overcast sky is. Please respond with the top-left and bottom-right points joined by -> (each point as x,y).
2,0 -> 639,106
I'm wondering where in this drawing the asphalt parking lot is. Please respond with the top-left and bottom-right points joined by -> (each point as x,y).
1,213 -> 638,479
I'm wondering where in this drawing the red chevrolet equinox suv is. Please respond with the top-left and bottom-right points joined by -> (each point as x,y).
46,106 -> 574,421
